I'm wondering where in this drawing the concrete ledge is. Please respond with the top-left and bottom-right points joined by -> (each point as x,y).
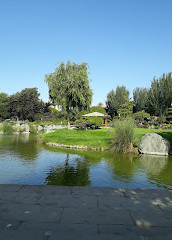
0,185 -> 172,239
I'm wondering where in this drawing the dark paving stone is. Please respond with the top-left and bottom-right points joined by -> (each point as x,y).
0,220 -> 21,230
0,204 -> 63,223
0,230 -> 44,240
38,194 -> 97,207
138,226 -> 172,238
154,195 -> 172,211
60,207 -> 134,225
123,189 -> 172,199
98,224 -> 172,239
0,192 -> 42,205
19,185 -> 73,195
98,224 -> 141,235
0,185 -> 172,239
95,235 -> 142,240
19,222 -> 97,238
98,196 -> 161,211
72,186 -> 124,197
130,209 -> 172,227
0,184 -> 22,192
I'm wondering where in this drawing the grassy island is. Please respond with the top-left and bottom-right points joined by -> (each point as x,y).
41,128 -> 112,149
41,128 -> 172,151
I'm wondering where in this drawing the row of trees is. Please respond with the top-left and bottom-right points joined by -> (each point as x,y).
0,88 -> 48,121
106,72 -> 172,119
1,60 -> 171,124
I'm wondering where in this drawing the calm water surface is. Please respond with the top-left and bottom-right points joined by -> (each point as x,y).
0,134 -> 172,189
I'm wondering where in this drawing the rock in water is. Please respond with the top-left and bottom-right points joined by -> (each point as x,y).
139,132 -> 170,156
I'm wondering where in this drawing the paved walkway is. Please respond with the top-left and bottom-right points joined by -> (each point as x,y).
0,185 -> 172,239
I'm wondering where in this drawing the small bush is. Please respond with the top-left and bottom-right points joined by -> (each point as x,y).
87,117 -> 103,129
75,118 -> 87,130
112,119 -> 135,153
75,117 -> 103,130
29,124 -> 37,133
2,123 -> 13,134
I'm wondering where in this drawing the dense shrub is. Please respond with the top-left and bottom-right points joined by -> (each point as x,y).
75,117 -> 103,130
133,112 -> 150,123
2,123 -> 13,134
28,123 -> 37,133
112,119 -> 135,153
87,117 -> 103,129
75,119 -> 88,130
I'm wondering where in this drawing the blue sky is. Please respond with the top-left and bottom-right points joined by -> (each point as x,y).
0,0 -> 172,105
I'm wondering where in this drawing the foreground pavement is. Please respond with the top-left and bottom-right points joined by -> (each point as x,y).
0,185 -> 172,239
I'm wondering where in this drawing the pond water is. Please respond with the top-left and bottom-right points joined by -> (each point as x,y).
0,134 -> 172,189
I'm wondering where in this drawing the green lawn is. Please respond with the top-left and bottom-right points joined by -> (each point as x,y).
42,128 -> 172,150
41,128 -> 112,148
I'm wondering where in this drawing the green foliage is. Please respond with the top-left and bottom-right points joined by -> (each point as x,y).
28,123 -> 37,133
106,86 -> 129,118
75,117 -> 103,130
2,123 -> 13,134
90,106 -> 106,114
45,61 -> 93,128
9,88 -> 44,121
118,101 -> 133,118
133,88 -> 148,112
133,112 -> 150,124
147,73 -> 172,116
75,119 -> 88,130
112,119 -> 135,153
87,117 -> 103,129
105,90 -> 116,118
167,107 -> 172,123
0,93 -> 9,120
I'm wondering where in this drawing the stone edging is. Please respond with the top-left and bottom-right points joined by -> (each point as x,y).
46,142 -> 108,151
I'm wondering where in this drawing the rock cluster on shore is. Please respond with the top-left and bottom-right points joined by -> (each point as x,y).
46,142 -> 107,151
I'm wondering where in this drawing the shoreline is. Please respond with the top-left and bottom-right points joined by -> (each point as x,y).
45,142 -> 108,151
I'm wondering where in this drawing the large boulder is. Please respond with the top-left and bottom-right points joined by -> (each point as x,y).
139,133 -> 170,156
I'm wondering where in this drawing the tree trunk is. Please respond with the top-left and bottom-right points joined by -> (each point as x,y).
67,109 -> 70,129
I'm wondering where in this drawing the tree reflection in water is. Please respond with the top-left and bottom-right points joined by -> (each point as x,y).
45,153 -> 91,186
105,153 -> 139,181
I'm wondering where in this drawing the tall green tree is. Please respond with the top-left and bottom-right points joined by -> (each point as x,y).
133,87 -> 148,112
106,90 -> 116,118
9,88 -> 43,121
106,86 -> 129,118
45,61 -> 93,128
148,73 -> 172,116
0,93 -> 9,120
118,100 -> 133,118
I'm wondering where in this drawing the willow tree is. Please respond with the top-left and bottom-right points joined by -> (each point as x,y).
45,61 -> 93,128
